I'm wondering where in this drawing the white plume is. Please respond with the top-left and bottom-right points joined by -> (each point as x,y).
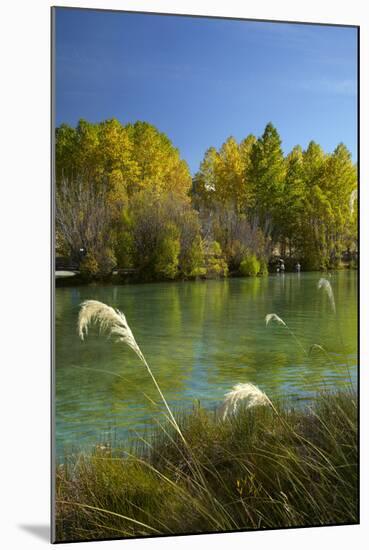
265,313 -> 286,327
77,299 -> 185,442
219,383 -> 270,420
78,300 -> 144,361
317,278 -> 336,313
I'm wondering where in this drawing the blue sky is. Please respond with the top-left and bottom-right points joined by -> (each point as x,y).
55,8 -> 358,173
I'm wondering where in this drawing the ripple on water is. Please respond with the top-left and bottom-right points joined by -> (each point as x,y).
55,272 -> 358,456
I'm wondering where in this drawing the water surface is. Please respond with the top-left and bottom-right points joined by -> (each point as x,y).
55,271 -> 357,456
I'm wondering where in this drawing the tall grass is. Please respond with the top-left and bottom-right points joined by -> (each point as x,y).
78,300 -> 185,442
55,278 -> 357,542
218,383 -> 270,420
318,278 -> 336,314
55,389 -> 358,541
265,312 -> 308,356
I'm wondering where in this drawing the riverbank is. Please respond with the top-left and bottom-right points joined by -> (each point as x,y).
55,388 -> 358,542
55,263 -> 357,287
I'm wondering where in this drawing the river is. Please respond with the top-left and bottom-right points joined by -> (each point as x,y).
55,271 -> 357,457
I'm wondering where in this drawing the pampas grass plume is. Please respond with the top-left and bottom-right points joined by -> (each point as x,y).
219,383 -> 270,420
78,300 -> 144,361
265,313 -> 286,327
318,278 -> 336,313
77,299 -> 185,442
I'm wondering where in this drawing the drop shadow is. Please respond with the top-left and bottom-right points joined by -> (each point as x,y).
19,524 -> 50,542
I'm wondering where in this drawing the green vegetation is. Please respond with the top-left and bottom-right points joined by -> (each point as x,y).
240,253 -> 260,277
55,389 -> 357,542
56,119 -> 357,281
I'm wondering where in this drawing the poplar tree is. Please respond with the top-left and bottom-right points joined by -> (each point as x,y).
248,123 -> 285,236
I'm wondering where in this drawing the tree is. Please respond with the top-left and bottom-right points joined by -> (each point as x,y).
155,223 -> 180,280
322,144 -> 357,264
97,119 -> 139,205
55,117 -> 358,279
248,123 -> 286,236
192,135 -> 256,213
55,176 -> 115,278
55,118 -> 192,201
191,147 -> 219,210
127,121 -> 191,196
124,190 -> 203,280
281,145 -> 305,256
216,137 -> 245,209
296,141 -> 357,269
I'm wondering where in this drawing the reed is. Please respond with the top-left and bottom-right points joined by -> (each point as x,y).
218,383 -> 270,420
265,312 -> 308,356
78,300 -> 185,442
55,389 -> 358,542
55,280 -> 357,542
317,278 -> 336,313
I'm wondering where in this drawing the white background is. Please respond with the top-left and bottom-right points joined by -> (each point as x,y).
0,0 -> 367,548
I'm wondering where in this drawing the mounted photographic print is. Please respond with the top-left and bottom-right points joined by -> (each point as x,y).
51,6 -> 359,543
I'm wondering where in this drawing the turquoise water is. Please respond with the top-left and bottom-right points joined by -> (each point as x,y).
55,271 -> 357,456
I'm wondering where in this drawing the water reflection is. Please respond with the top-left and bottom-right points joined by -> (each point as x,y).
55,271 -> 357,455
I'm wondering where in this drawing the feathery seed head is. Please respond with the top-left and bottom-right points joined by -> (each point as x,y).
317,278 -> 336,313
219,383 -> 270,420
265,313 -> 286,327
78,300 -> 144,362
309,343 -> 325,355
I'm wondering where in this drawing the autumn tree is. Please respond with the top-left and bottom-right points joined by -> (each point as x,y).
248,123 -> 286,237
55,117 -> 357,279
55,118 -> 191,201
281,145 -> 305,256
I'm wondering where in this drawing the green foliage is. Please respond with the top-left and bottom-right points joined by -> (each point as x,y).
259,258 -> 269,275
56,118 -> 192,206
117,190 -> 205,281
79,252 -> 99,280
239,252 -> 260,277
181,234 -> 205,278
154,224 -> 180,280
56,119 -> 358,281
114,209 -> 134,269
55,390 -> 357,541
79,249 -> 116,281
194,124 -> 357,273
206,241 -> 229,277
191,135 -> 256,213
56,119 -> 194,282
248,122 -> 286,234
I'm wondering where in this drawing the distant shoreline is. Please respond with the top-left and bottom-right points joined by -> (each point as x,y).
55,265 -> 356,287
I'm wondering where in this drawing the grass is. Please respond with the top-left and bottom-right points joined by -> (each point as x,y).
55,388 -> 358,542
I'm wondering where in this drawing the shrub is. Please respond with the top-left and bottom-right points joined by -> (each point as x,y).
79,248 -> 116,280
239,252 -> 260,276
97,248 -> 116,277
154,224 -> 180,280
259,258 -> 269,275
181,235 -> 205,278
79,252 -> 99,280
206,241 -> 228,278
